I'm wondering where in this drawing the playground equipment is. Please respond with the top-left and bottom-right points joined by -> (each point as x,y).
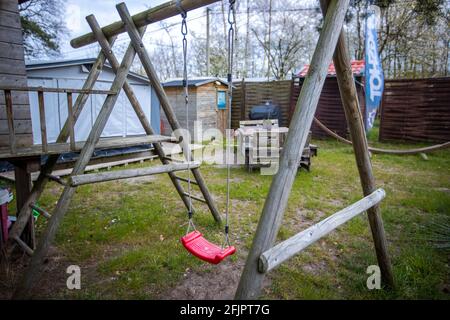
6,0 -> 225,299
178,1 -> 235,263
4,0 -> 396,300
235,0 -> 394,299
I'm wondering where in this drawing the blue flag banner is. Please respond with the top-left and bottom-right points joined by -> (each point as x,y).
364,5 -> 384,132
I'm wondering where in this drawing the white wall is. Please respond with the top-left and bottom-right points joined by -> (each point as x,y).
27,64 -> 153,145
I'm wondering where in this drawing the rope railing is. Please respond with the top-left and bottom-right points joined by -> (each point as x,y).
313,117 -> 450,155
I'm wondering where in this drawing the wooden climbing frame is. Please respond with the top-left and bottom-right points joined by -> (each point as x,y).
8,0 -> 223,299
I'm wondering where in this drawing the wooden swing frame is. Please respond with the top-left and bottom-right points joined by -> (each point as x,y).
7,0 -> 394,300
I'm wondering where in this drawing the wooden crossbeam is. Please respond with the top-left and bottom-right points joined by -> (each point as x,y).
259,189 -> 386,273
0,86 -> 116,95
71,0 -> 221,48
70,162 -> 200,186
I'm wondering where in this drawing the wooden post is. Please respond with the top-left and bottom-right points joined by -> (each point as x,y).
319,0 -> 394,288
67,92 -> 75,151
6,38 -> 117,253
12,30 -> 139,299
37,90 -> 48,153
116,2 -> 222,224
85,14 -> 198,217
235,0 -> 350,300
13,159 -> 40,249
70,0 -> 221,49
4,90 -> 16,154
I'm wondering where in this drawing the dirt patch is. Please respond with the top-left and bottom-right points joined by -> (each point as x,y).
161,252 -> 271,300
162,260 -> 244,300
0,246 -> 71,299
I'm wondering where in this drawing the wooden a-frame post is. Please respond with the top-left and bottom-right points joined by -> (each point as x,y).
115,3 -> 221,223
11,1 -> 223,298
12,26 -> 145,299
235,0 -> 393,299
319,0 -> 394,287
85,15 -> 200,218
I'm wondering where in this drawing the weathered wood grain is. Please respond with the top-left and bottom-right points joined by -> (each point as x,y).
71,0 -> 221,48
235,0 -> 350,300
70,162 -> 200,186
259,189 -> 386,273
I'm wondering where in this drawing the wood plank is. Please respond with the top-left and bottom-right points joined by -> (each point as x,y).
0,86 -> 116,95
259,189 -> 386,273
0,9 -> 21,28
0,133 -> 32,147
70,162 -> 200,186
0,1 -> 20,12
0,119 -> 32,134
0,42 -> 25,60
0,27 -> 23,45
0,74 -> 27,87
0,134 -> 175,159
0,57 -> 27,76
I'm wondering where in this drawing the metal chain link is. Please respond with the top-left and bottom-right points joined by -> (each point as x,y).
177,2 -> 195,234
224,0 -> 236,248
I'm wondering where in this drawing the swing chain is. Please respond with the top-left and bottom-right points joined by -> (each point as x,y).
224,0 -> 236,248
177,0 -> 194,233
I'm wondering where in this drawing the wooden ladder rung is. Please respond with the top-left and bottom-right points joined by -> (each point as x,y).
174,176 -> 199,185
183,192 -> 206,204
70,162 -> 200,186
13,236 -> 34,256
30,204 -> 51,219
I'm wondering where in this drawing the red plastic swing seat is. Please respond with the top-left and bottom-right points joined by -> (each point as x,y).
181,231 -> 236,264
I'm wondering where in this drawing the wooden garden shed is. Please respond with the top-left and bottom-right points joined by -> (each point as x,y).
161,77 -> 230,140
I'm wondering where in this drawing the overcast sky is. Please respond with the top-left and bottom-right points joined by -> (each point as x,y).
62,0 -> 209,59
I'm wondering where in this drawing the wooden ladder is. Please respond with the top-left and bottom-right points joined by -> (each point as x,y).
8,2 -> 221,299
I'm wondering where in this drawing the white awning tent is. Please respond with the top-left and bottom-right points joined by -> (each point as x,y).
26,58 -> 161,145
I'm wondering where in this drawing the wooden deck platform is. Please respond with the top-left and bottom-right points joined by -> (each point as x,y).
0,134 -> 176,159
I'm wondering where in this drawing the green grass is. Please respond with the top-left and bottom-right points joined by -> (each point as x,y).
3,136 -> 450,300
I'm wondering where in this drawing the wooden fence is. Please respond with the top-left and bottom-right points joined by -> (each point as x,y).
379,77 -> 450,143
232,77 -> 365,139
